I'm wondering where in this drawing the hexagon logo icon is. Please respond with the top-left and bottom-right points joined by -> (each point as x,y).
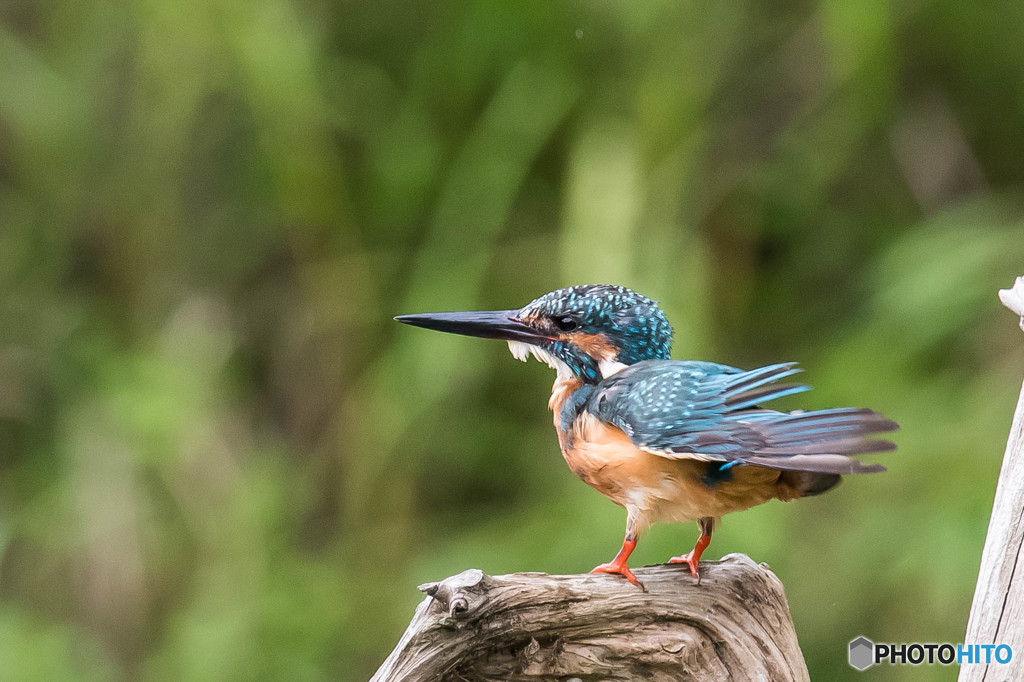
849,636 -> 875,671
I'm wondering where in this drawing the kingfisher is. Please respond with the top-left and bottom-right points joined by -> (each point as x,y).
396,285 -> 897,587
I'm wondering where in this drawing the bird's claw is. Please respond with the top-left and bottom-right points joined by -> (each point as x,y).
669,552 -> 701,580
590,562 -> 645,590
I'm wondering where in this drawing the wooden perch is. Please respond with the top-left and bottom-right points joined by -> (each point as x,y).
960,276 -> 1024,682
371,553 -> 808,681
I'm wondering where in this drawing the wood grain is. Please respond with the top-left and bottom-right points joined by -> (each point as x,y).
960,278 -> 1024,682
371,554 -> 808,681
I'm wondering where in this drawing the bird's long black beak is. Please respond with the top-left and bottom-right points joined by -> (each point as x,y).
394,309 -> 551,344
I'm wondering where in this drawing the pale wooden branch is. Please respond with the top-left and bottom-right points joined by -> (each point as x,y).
960,276 -> 1024,682
371,553 -> 808,681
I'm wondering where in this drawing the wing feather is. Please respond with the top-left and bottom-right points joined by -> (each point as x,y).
585,360 -> 897,474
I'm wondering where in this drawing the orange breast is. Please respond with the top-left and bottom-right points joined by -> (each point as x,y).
549,378 -> 798,530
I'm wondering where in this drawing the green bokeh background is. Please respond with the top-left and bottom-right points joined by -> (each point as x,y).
2,0 -> 1024,679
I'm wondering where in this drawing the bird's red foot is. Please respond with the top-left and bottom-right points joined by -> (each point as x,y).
590,561 -> 642,588
670,532 -> 711,580
590,538 -> 644,589
668,551 -> 701,579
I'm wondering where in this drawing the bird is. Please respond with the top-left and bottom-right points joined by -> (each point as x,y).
395,284 -> 897,587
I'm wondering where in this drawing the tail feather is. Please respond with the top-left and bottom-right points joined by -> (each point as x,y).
789,471 -> 842,496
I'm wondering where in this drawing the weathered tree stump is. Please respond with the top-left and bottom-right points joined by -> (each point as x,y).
371,553 -> 808,681
960,276 -> 1024,682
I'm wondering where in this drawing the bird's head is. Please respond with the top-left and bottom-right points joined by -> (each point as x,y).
395,284 -> 673,383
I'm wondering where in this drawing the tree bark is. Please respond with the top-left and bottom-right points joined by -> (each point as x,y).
960,276 -> 1024,682
371,553 -> 808,681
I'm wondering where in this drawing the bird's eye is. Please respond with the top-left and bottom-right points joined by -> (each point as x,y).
554,316 -> 579,332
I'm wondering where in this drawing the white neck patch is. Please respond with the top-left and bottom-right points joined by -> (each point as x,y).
598,358 -> 628,378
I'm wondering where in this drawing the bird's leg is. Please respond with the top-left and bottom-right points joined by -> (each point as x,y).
670,516 -> 715,580
591,512 -> 644,588
590,533 -> 643,588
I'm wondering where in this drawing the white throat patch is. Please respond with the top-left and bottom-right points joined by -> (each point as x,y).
507,341 -> 627,380
507,341 -> 573,379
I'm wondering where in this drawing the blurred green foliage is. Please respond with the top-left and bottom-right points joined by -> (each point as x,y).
1,0 -> 1024,679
